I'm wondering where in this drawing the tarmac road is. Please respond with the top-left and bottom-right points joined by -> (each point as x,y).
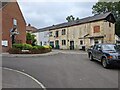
2,52 -> 119,88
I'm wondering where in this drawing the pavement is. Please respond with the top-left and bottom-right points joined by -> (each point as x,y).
2,68 -> 44,88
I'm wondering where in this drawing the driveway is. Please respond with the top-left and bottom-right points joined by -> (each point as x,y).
2,51 -> 119,88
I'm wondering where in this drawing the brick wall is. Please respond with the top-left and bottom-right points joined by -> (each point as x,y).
1,2 -> 26,52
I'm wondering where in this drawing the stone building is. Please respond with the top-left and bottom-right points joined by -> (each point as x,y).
37,12 -> 116,50
1,0 -> 26,52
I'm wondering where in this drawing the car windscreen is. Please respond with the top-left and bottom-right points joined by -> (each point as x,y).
102,44 -> 120,51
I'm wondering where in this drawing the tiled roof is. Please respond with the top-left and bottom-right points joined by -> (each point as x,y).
26,26 -> 38,33
37,12 -> 114,32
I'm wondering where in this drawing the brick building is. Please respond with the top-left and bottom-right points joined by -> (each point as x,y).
0,0 -> 26,52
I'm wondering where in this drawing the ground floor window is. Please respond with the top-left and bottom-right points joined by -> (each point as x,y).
62,40 -> 66,45
50,41 -> 54,48
2,40 -> 8,47
80,40 -> 83,45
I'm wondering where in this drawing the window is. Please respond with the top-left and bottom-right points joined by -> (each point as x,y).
62,29 -> 66,35
40,42 -> 42,46
13,18 -> 17,26
62,40 -> 66,45
55,31 -> 59,37
49,32 -> 52,37
80,40 -> 83,45
109,22 -> 111,27
93,26 -> 100,33
2,40 -> 8,47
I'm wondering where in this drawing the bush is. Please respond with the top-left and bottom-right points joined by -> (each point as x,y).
36,45 -> 45,49
32,46 -> 38,50
12,44 -> 23,50
9,44 -> 52,54
22,44 -> 33,50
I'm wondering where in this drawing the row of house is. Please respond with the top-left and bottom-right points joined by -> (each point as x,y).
34,12 -> 116,50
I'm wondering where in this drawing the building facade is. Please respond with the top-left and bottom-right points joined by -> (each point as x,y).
1,1 -> 26,52
37,12 -> 116,50
33,29 -> 49,46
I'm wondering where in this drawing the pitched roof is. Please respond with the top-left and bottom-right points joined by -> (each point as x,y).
37,12 -> 115,32
26,25 -> 38,33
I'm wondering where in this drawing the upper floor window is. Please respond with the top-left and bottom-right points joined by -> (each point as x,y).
55,31 -> 59,37
80,40 -> 83,45
13,18 -> 17,26
93,26 -> 100,33
62,29 -> 66,35
109,22 -> 111,27
49,32 -> 52,37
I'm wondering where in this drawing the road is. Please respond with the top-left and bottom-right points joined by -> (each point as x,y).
2,52 -> 119,88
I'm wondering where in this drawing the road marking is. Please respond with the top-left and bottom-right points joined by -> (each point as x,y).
3,67 -> 46,90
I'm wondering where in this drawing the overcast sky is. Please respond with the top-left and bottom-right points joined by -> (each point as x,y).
18,1 -> 98,29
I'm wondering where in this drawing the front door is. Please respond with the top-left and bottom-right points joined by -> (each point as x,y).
55,40 -> 59,49
70,41 -> 74,50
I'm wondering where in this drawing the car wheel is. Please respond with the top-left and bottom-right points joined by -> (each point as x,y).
102,58 -> 109,68
89,54 -> 94,61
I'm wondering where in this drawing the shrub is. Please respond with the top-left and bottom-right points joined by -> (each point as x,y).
22,44 -> 33,50
32,46 -> 38,50
9,44 -> 52,54
12,44 -> 23,50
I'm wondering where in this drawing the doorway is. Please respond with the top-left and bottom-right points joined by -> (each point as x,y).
55,40 -> 59,49
70,41 -> 74,50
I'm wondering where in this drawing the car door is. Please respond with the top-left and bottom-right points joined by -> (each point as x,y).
95,45 -> 103,61
92,45 -> 97,58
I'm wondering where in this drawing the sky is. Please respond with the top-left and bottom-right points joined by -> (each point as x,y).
18,1 -> 98,29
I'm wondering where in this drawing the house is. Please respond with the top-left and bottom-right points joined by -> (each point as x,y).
26,24 -> 38,33
1,0 -> 26,52
36,12 -> 116,50
33,27 -> 50,46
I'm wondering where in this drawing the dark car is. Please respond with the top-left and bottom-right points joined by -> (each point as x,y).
88,44 -> 120,68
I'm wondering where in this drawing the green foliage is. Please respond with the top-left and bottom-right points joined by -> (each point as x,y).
22,44 -> 33,50
66,15 -> 80,22
26,33 -> 37,45
12,44 -> 23,50
12,43 -> 33,50
92,1 -> 120,36
11,44 -> 52,54
32,46 -> 38,50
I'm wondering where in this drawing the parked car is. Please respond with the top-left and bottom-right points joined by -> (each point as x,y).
88,44 -> 120,68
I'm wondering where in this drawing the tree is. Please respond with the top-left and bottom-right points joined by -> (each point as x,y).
66,15 -> 80,22
92,1 -> 120,37
66,15 -> 75,22
26,33 -> 37,46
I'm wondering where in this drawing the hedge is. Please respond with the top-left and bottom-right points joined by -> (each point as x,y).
9,44 -> 52,54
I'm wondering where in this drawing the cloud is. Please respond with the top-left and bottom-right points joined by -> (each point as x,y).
18,1 -> 97,29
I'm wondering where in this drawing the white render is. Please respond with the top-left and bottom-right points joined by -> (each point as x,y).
33,31 -> 49,46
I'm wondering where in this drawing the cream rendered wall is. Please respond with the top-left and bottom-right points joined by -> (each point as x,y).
49,20 -> 115,50
103,21 -> 115,43
49,28 -> 68,49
